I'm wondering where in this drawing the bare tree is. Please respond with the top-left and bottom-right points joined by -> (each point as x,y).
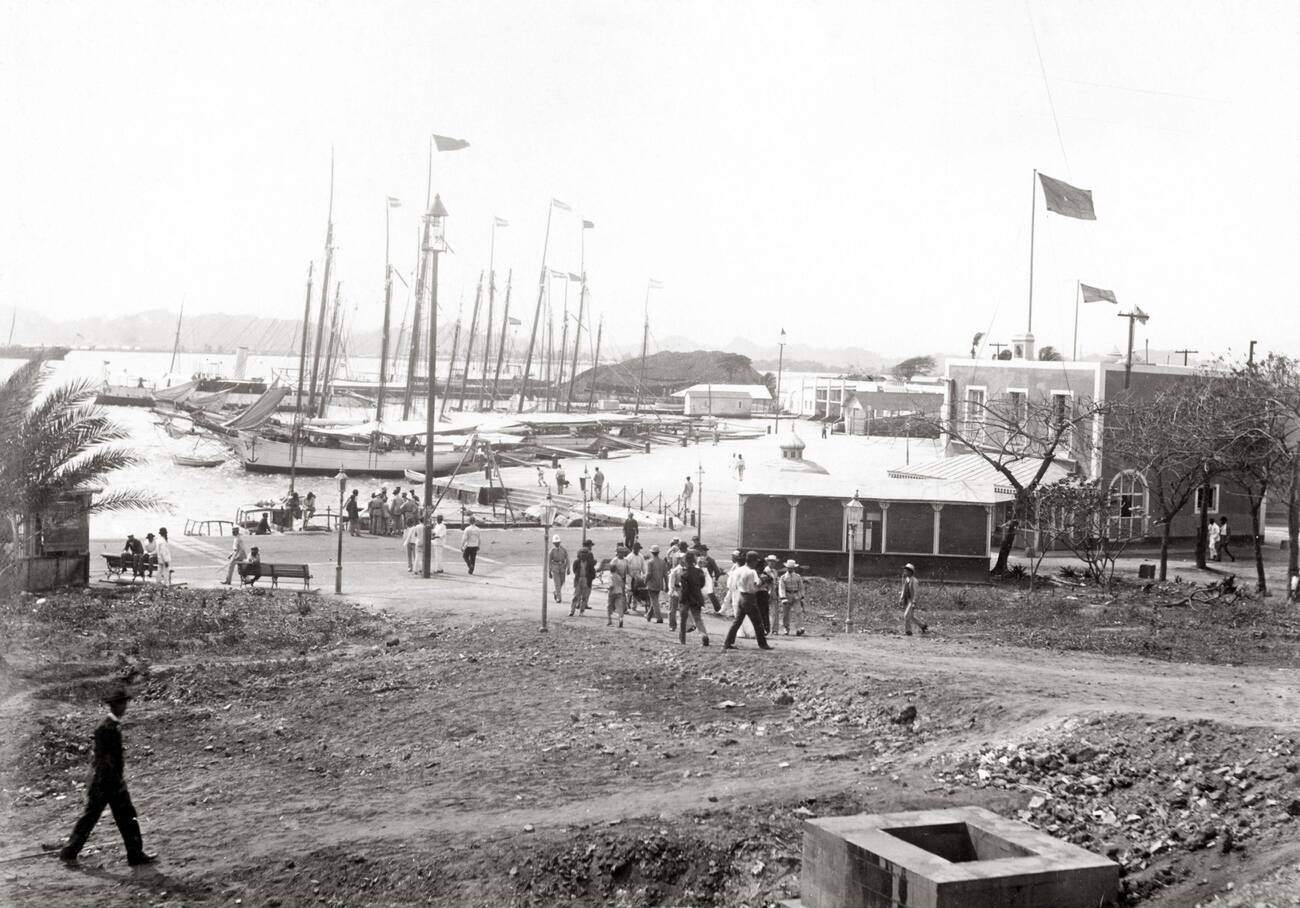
917,388 -> 1105,574
1105,374 -> 1235,581
1035,475 -> 1138,587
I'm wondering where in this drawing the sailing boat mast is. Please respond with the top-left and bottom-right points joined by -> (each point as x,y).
555,277 -> 570,412
439,296 -> 464,419
167,300 -> 185,374
517,202 -> 558,413
377,197 -> 398,423
478,219 -> 503,411
403,150 -> 436,419
586,316 -> 603,413
566,221 -> 592,412
456,272 -> 484,411
632,282 -> 651,415
306,152 -> 336,416
318,283 -> 343,418
489,270 -> 513,406
6,307 -> 14,346
288,263 -> 314,495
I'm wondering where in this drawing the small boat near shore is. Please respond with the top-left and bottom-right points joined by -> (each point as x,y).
172,453 -> 226,468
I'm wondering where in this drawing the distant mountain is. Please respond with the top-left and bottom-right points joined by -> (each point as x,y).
653,335 -> 891,374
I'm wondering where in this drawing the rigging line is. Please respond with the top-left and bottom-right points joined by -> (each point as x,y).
1026,0 -> 1070,176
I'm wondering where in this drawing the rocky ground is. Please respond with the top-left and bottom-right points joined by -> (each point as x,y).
2,581 -> 1299,906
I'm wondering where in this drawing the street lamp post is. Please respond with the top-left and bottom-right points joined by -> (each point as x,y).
539,494 -> 557,632
334,467 -> 348,594
421,196 -> 450,578
845,493 -> 864,633
579,467 -> 589,542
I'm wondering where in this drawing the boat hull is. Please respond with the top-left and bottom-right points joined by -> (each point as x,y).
96,386 -> 156,407
233,434 -> 471,478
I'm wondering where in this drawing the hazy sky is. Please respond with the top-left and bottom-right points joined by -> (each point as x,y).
3,0 -> 1297,361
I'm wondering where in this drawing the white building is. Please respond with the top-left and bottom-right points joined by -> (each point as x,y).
672,383 -> 772,417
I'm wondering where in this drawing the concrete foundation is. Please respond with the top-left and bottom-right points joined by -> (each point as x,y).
798,806 -> 1119,908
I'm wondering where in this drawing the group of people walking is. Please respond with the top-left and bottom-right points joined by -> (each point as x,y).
545,533 -> 808,649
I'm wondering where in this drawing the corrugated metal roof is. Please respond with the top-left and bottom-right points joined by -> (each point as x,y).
888,453 -> 1068,495
742,471 -> 1010,505
671,383 -> 773,399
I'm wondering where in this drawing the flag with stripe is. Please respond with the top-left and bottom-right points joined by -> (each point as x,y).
494,216 -> 509,227
507,317 -> 521,326
582,219 -> 595,229
1080,283 -> 1117,304
432,134 -> 470,152
551,198 -> 571,211
1038,173 -> 1096,220
387,196 -> 402,208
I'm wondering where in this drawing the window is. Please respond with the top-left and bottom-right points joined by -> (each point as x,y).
1051,391 -> 1074,452
1005,389 -> 1028,446
1107,470 -> 1148,539
963,387 -> 986,441
1195,484 -> 1220,514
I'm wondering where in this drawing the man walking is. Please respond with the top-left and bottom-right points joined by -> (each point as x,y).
644,544 -> 668,623
1216,516 -> 1236,562
723,551 -> 773,650
1208,517 -> 1222,562
548,535 -> 570,602
607,544 -> 631,628
901,563 -> 929,635
219,527 -> 248,585
461,516 -> 482,574
430,514 -> 447,573
762,554 -> 782,634
51,685 -> 156,867
592,466 -> 605,500
677,552 -> 711,646
682,475 -> 694,509
570,539 -> 596,616
402,519 -> 422,572
622,511 -> 639,550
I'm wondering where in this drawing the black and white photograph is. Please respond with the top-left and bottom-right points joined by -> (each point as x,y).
3,2 -> 1300,905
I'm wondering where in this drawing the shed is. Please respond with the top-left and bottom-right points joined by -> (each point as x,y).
671,383 -> 772,417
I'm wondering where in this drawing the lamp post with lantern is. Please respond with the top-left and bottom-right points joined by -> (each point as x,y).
334,467 -> 348,594
579,467 -> 589,542
539,494 -> 557,632
844,493 -> 864,633
420,195 -> 450,578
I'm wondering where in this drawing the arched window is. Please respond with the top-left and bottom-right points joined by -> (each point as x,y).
1107,470 -> 1148,539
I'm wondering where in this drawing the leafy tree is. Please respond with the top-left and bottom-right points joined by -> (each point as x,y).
891,355 -> 936,381
996,349 -> 1013,361
1034,475 -> 1137,587
969,332 -> 984,358
0,359 -> 162,577
761,371 -> 777,399
1038,346 -> 1064,361
715,352 -> 752,382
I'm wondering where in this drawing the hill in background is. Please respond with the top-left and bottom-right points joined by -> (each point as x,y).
570,349 -> 767,398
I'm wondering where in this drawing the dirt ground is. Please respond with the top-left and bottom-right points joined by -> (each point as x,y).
3,570 -> 1300,906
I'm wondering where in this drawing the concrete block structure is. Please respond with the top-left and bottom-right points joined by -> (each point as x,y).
799,807 -> 1119,908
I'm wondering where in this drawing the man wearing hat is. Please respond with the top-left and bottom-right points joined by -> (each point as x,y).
548,534 -> 570,603
220,526 -> 248,585
901,563 -> 929,635
761,555 -> 782,634
570,539 -> 597,616
643,544 -> 668,623
606,543 -> 631,627
54,684 -> 156,866
777,560 -> 805,635
723,551 -> 774,650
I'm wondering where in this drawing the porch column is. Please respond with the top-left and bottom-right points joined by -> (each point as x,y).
985,505 -> 995,558
787,497 -> 800,550
931,503 -> 944,554
879,502 -> 890,553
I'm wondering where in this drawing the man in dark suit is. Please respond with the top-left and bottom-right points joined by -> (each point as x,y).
55,685 -> 156,866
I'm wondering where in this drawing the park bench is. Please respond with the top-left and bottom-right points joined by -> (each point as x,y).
237,562 -> 314,590
102,553 -> 155,582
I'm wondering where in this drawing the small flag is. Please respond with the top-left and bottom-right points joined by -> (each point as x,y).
551,198 -> 571,211
387,196 -> 402,208
549,269 -> 567,279
1130,305 -> 1150,324
1038,173 -> 1096,220
648,278 -> 663,289
568,272 -> 582,282
507,316 -> 522,326
432,134 -> 470,152
780,328 -> 786,338
494,216 -> 509,227
582,219 -> 595,229
1080,283 -> 1117,304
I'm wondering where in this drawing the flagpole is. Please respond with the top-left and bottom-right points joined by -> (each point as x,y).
1072,280 -> 1080,361
1027,168 -> 1037,335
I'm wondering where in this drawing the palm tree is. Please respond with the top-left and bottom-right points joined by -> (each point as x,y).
1,358 -> 163,565
1038,346 -> 1064,361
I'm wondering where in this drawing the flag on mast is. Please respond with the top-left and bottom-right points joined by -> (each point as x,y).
551,198 -> 572,211
582,219 -> 595,229
1038,173 -> 1096,220
432,134 -> 470,152
1080,284 -> 1118,304
494,216 -> 509,227
386,196 -> 402,208
648,278 -> 663,289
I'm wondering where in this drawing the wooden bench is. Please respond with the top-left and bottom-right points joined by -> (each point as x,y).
238,562 -> 314,590
102,553 -> 155,582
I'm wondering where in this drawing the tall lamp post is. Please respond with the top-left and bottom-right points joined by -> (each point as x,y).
579,467 -> 589,541
421,196 -> 450,578
539,494 -> 557,632
845,493 -> 864,633
334,467 -> 348,594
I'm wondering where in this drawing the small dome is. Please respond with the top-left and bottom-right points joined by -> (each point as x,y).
778,428 -> 806,457
770,427 -> 828,474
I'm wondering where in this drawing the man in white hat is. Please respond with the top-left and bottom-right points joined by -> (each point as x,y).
901,563 -> 929,635
776,559 -> 804,635
547,534 -> 570,603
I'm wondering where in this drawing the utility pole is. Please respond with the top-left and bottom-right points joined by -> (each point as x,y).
774,328 -> 786,432
1174,348 -> 1197,367
1118,307 -> 1150,390
989,342 -> 1008,358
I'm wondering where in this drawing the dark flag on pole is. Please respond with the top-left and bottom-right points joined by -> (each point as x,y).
432,134 -> 470,152
1038,173 -> 1096,220
1080,284 -> 1118,304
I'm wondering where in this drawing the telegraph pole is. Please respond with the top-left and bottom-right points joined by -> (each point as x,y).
1174,348 -> 1198,367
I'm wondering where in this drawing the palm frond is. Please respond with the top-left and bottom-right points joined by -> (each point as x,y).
85,489 -> 169,515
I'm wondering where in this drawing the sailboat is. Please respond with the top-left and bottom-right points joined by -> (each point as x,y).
0,306 -> 70,360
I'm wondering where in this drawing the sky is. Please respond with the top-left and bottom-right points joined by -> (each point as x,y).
2,0 -> 1298,363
